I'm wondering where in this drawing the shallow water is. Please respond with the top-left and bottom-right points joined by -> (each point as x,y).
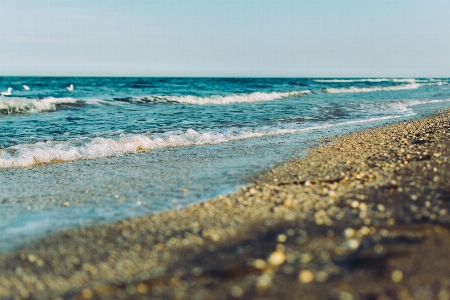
1,77 -> 449,252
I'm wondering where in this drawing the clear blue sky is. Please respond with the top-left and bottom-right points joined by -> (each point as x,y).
1,0 -> 449,77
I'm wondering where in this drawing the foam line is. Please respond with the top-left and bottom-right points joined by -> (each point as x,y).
324,83 -> 421,94
135,90 -> 311,105
0,97 -> 78,115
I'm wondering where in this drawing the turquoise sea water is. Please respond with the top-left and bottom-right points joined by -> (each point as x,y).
1,77 -> 449,251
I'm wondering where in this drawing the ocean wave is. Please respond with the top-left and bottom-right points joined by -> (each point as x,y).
387,99 -> 450,113
133,90 -> 311,105
323,83 -> 421,94
0,113 -> 416,168
0,97 -> 78,115
314,78 -> 417,83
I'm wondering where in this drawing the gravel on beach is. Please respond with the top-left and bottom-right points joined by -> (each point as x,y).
1,110 -> 450,299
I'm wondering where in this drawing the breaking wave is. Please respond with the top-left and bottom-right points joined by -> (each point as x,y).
314,78 -> 418,83
132,90 -> 311,105
0,97 -> 78,115
0,115 -> 412,168
324,83 -> 421,94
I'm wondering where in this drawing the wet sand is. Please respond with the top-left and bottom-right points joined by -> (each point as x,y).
1,110 -> 450,299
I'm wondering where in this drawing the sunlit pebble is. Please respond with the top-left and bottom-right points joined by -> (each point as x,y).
377,204 -> 385,211
137,201 -> 141,206
343,228 -> 355,238
387,218 -> 395,226
304,181 -> 311,187
358,226 -> 370,236
380,229 -> 390,237
350,201 -> 359,208
359,203 -> 367,210
316,271 -> 328,282
410,195 -> 418,201
230,286 -> 243,298
298,270 -> 315,283
391,270 -> 403,283
340,292 -> 354,300
81,289 -> 93,299
277,234 -> 287,243
347,239 -> 360,249
136,283 -> 149,294
256,274 -> 272,288
374,244 -> 383,254
62,202 -> 70,207
301,253 -> 313,264
249,188 -> 257,195
253,259 -> 267,270
268,250 -> 286,266
283,199 -> 293,207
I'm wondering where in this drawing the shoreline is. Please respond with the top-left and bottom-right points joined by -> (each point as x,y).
1,109 -> 450,299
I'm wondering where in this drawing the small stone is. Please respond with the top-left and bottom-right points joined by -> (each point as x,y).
350,201 -> 359,208
340,292 -> 354,300
249,188 -> 257,195
283,199 -> 293,207
374,244 -> 383,254
301,253 -> 313,264
347,239 -> 360,249
268,250 -> 285,266
81,289 -> 93,299
299,270 -> 315,283
277,234 -> 287,243
230,285 -> 243,297
256,274 -> 272,288
377,204 -> 385,212
391,270 -> 403,283
253,259 -> 266,270
410,195 -> 418,201
316,271 -> 328,282
62,202 -> 70,207
136,283 -> 149,294
343,228 -> 355,238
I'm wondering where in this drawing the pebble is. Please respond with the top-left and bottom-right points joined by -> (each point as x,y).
299,270 -> 315,283
268,250 -> 286,266
391,270 -> 403,283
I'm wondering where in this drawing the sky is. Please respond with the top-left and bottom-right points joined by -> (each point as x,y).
0,0 -> 449,77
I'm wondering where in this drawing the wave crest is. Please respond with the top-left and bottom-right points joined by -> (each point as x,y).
0,97 -> 78,115
134,90 -> 311,105
324,83 -> 421,94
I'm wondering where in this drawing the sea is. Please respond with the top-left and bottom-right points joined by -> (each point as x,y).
1,77 -> 449,252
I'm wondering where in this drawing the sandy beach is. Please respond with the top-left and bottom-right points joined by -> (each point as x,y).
1,109 -> 450,299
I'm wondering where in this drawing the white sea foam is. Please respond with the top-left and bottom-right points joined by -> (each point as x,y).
0,115 -> 412,167
314,78 -> 417,83
324,83 -> 421,94
0,96 -> 78,114
137,90 -> 311,105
